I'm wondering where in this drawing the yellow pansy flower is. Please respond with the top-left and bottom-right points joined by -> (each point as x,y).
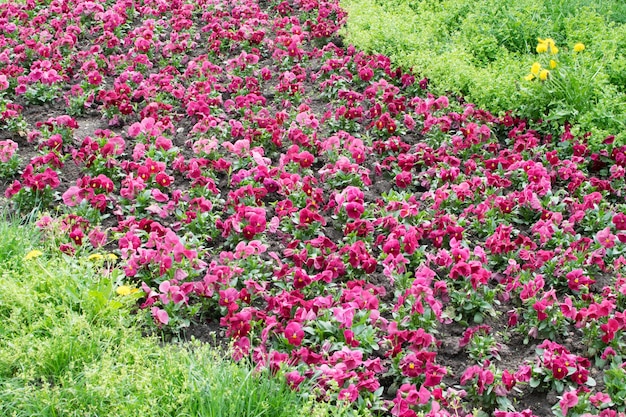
531,62 -> 541,75
24,250 -> 43,260
537,37 -> 557,54
116,285 -> 138,296
538,38 -> 559,54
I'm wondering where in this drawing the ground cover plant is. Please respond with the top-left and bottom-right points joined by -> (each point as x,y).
340,0 -> 626,145
1,0 -> 626,416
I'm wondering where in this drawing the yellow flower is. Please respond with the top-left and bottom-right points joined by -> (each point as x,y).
106,253 -> 118,261
536,42 -> 548,53
539,69 -> 550,81
549,59 -> 557,69
24,250 -> 43,260
524,73 -> 535,81
531,62 -> 541,75
116,285 -> 138,296
574,43 -> 585,52
88,253 -> 104,262
537,37 -> 557,54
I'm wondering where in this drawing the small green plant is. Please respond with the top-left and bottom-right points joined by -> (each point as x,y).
460,325 -> 502,362
23,82 -> 61,105
519,38 -> 625,137
445,282 -> 500,325
0,100 -> 28,136
604,363 -> 626,411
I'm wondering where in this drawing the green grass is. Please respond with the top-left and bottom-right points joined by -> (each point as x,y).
340,0 -> 626,144
0,214 -> 355,417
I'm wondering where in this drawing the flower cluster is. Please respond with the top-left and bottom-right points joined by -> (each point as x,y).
524,38 -> 586,82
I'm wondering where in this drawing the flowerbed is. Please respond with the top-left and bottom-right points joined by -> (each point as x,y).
1,0 -> 626,416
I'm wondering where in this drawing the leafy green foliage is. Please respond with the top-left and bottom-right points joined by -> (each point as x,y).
341,0 -> 626,144
604,364 -> 626,411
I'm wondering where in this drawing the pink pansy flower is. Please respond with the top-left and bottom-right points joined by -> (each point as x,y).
559,390 -> 579,416
285,370 -> 305,390
88,228 -> 107,248
0,140 -> 17,162
219,288 -> 239,312
284,321 -> 304,346
589,392 -> 612,407
345,201 -> 364,219
600,318 -> 620,343
232,337 -> 251,361
461,365 -> 495,394
62,186 -> 85,207
596,227 -> 616,248
338,384 -> 359,402
566,269 -> 595,292
0,74 -> 9,91
128,117 -> 160,138
151,307 -> 169,326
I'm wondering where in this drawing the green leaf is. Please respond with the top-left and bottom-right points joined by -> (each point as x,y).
554,380 -> 564,393
586,376 -> 596,387
473,312 -> 484,323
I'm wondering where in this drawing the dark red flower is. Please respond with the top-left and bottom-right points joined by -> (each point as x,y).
395,171 -> 412,188
613,213 -> 626,230
345,202 -> 364,219
571,369 -> 588,385
155,172 -> 173,187
242,225 -> 256,240
551,359 -> 568,380
399,353 -> 425,378
298,206 -> 325,227
293,269 -> 311,289
382,238 -> 401,256
358,67 -> 373,82
69,227 -> 84,246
